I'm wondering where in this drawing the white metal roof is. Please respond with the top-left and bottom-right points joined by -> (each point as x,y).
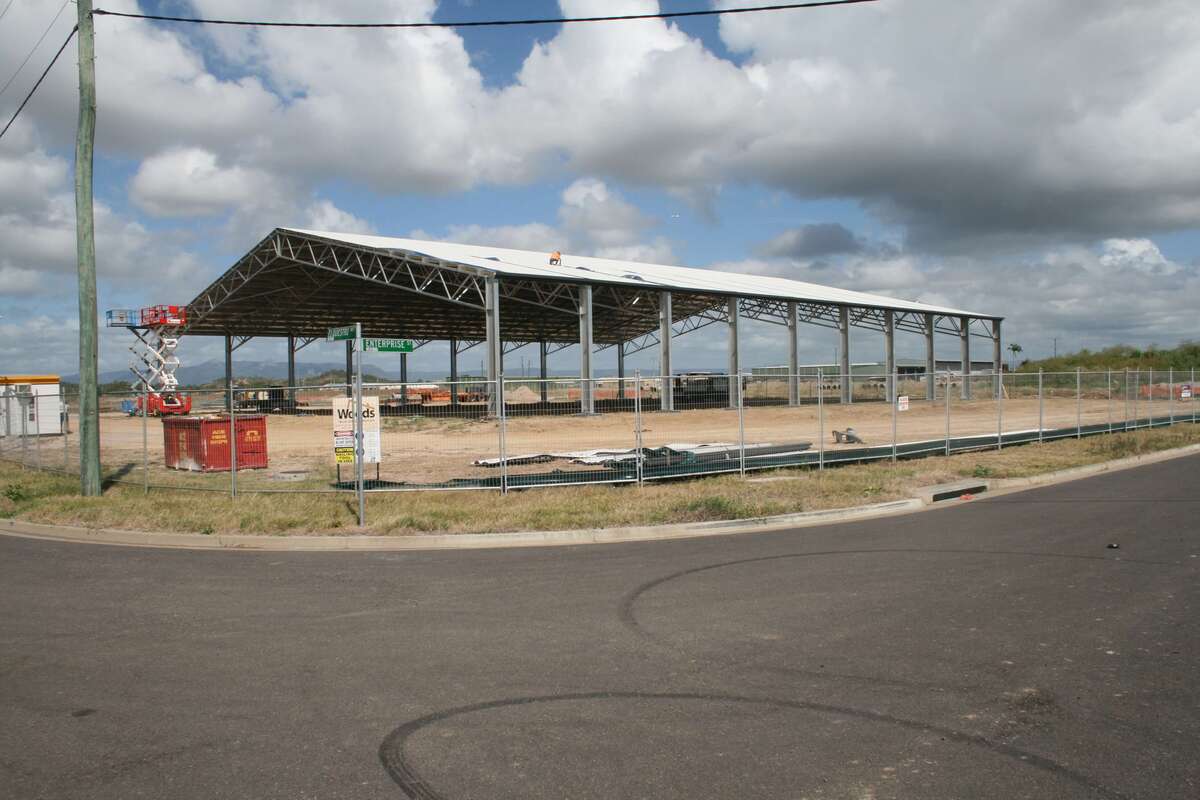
287,228 -> 998,320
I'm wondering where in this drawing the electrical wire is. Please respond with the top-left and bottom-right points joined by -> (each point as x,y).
0,0 -> 16,24
0,25 -> 77,141
91,1 -> 879,29
0,0 -> 71,101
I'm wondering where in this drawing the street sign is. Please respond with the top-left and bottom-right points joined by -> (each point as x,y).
332,396 -> 380,464
361,337 -> 415,353
897,395 -> 910,412
327,325 -> 357,342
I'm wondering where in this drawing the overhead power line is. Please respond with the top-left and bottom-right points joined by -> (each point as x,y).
0,0 -> 16,24
0,25 -> 77,141
92,1 -> 879,29
0,0 -> 71,101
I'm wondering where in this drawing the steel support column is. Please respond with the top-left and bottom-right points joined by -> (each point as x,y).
787,300 -> 800,406
617,344 -> 626,400
538,340 -> 548,403
449,337 -> 459,409
960,316 -> 971,400
224,334 -> 233,411
884,309 -> 895,403
838,306 -> 851,404
992,318 -> 1002,399
485,277 -> 502,415
286,334 -> 296,404
659,291 -> 674,411
727,297 -> 740,408
578,285 -> 594,414
924,313 -> 936,404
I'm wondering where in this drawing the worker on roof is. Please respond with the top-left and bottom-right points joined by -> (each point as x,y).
549,250 -> 562,265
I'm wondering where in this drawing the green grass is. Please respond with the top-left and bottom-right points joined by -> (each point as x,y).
2,423 -> 1198,537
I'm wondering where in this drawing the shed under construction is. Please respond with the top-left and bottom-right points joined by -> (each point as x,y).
180,228 -> 1003,411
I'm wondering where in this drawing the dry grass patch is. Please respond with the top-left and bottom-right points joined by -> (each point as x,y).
1,424 -> 1197,537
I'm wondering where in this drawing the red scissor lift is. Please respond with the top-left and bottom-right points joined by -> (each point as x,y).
106,304 -> 193,415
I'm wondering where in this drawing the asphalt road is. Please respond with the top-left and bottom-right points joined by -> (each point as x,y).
2,456 -> 1199,799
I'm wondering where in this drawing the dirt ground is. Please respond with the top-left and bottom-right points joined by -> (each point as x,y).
66,392 -> 1192,488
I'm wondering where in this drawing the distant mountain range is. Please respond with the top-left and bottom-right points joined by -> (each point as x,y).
65,360 -> 672,386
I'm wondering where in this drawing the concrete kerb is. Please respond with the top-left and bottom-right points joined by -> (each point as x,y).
2,442 -> 1199,553
0,499 -> 924,552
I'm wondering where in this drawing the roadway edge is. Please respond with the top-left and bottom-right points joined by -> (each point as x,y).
1,442 -> 1198,552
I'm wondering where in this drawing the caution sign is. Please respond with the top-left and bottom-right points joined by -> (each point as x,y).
897,395 -> 910,412
332,396 -> 381,464
1182,384 -> 1193,400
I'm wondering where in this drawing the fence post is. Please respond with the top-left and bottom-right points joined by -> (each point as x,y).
34,389 -> 42,469
142,386 -> 149,494
736,372 -> 746,478
1143,369 -> 1149,428
944,370 -> 951,456
1193,367 -> 1196,424
1080,367 -> 1089,441
1106,368 -> 1112,433
634,370 -> 644,486
229,385 -> 238,498
1169,367 -> 1174,425
1124,368 -> 1130,432
62,385 -> 69,471
996,369 -> 1003,451
20,393 -> 28,465
890,371 -> 898,464
817,368 -> 824,471
1037,369 -> 1044,443
498,377 -> 508,495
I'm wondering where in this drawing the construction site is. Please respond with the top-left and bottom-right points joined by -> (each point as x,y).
3,229 -> 1195,495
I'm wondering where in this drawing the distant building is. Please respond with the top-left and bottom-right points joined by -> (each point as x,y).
0,375 -> 67,437
751,359 -> 999,378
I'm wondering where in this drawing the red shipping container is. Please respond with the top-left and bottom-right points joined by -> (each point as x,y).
162,415 -> 268,472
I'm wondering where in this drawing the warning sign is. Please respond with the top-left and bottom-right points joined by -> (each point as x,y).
1182,384 -> 1193,400
897,395 -> 910,412
332,396 -> 381,464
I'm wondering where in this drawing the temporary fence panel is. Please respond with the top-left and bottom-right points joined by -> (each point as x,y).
740,375 -> 820,474
496,377 -> 638,489
355,378 -> 502,491
640,373 -> 745,482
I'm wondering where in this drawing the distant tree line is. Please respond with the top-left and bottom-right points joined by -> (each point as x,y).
1014,341 -> 1200,373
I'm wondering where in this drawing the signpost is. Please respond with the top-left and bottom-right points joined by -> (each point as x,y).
329,323 -> 366,525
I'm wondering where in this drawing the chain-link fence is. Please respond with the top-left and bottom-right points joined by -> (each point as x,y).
2,369 -> 1197,520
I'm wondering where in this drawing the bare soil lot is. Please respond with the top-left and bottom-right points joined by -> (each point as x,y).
81,395 -> 1167,487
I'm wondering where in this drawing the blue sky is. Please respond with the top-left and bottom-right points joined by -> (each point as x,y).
1,0 -> 1198,380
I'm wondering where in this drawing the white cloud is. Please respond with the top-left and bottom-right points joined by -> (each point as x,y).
302,200 -> 373,236
440,222 -> 562,252
425,178 -> 674,262
130,148 -> 276,217
9,0 -> 1197,251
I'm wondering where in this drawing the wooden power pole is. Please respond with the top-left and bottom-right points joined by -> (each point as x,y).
75,0 -> 100,495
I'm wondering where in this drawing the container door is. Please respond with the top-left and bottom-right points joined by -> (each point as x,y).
235,417 -> 268,469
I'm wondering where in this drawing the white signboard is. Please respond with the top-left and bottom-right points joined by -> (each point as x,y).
332,396 -> 380,464
897,395 -> 910,412
1182,384 -> 1193,400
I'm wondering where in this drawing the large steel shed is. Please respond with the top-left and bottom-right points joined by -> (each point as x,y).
181,228 -> 1003,411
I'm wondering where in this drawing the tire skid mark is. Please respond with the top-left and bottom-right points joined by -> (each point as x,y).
378,691 -> 1126,800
